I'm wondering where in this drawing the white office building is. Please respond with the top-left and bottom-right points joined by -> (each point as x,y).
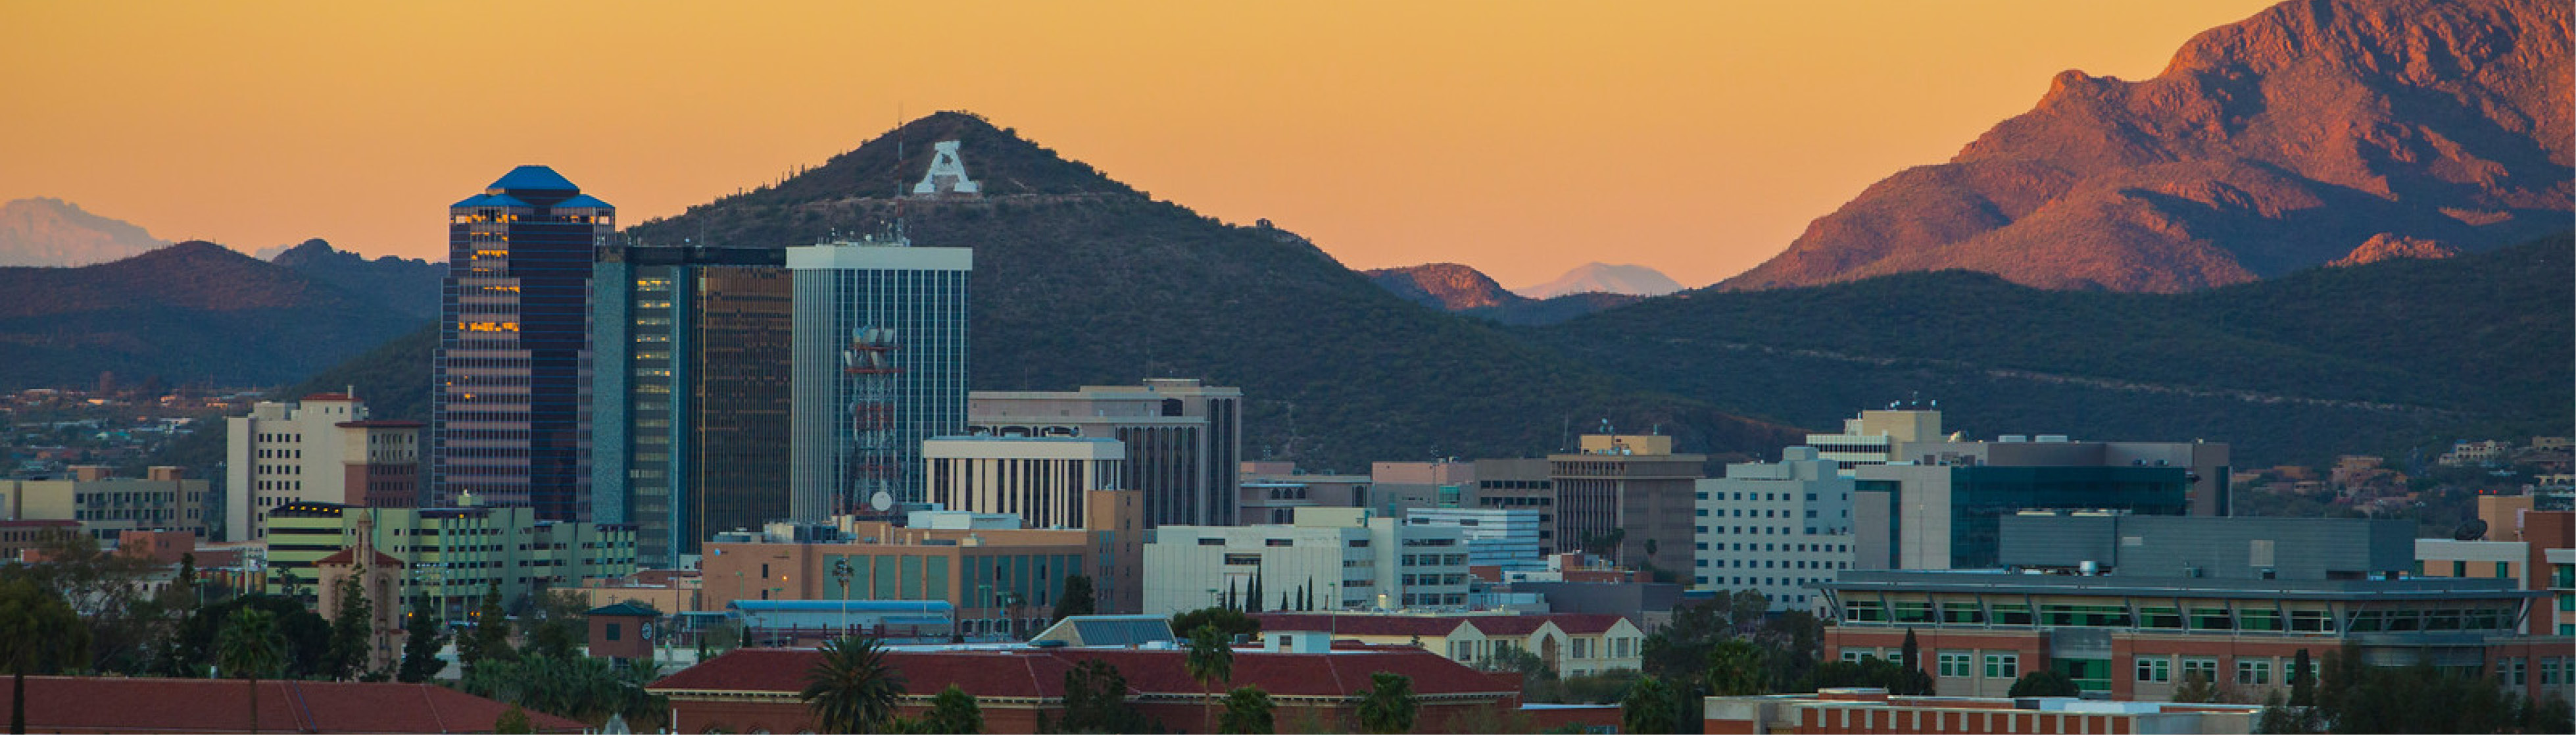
224,393 -> 419,542
1143,507 -> 1470,615
1694,446 -> 1857,611
1402,508 -> 1544,571
922,436 -> 1124,530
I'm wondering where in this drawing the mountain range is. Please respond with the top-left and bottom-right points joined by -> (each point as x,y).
1515,263 -> 1685,299
0,197 -> 166,267
73,0 -> 2576,479
1724,0 -> 2571,292
0,241 -> 427,389
1363,263 -> 1643,326
267,238 -> 444,317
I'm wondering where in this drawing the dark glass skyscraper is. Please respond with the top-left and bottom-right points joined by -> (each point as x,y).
431,166 -> 612,520
592,245 -> 792,566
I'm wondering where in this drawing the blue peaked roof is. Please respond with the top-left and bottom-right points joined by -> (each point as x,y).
551,193 -> 614,209
450,193 -> 531,209
489,165 -> 579,192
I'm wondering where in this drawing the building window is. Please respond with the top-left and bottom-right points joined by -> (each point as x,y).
2237,659 -> 2272,686
2137,657 -> 2172,683
1937,651 -> 1972,678
1983,653 -> 2018,680
2499,657 -> 2526,687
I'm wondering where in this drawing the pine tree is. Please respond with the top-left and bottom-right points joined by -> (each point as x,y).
397,594 -> 447,683
322,567 -> 374,680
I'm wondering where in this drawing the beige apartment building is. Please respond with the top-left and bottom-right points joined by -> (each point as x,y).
1,466 -> 208,541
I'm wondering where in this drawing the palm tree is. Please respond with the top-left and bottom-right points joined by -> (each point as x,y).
0,578 -> 89,735
1217,686 -> 1275,734
1184,624 -> 1234,735
216,607 -> 287,735
1353,672 -> 1416,734
1621,674 -> 1678,734
802,636 -> 907,734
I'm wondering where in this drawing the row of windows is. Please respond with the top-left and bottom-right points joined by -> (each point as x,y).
1700,507 -> 1823,519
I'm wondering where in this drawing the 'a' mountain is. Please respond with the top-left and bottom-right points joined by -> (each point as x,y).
626,112 -> 1801,470
1724,0 -> 2571,292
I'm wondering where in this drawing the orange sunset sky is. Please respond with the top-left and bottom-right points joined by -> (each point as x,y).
2,1 -> 2280,288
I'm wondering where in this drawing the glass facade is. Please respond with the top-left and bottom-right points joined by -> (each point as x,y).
591,246 -> 790,566
789,242 -> 973,520
432,167 -> 612,520
1947,465 -> 2189,569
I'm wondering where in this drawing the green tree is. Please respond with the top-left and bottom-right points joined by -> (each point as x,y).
1186,624 -> 1235,734
519,590 -> 588,661
1059,659 -> 1144,734
922,684 -> 984,734
458,582 -> 515,672
398,593 -> 448,683
1898,628 -> 1920,675
2172,670 -> 2220,703
0,578 -> 90,735
216,608 -> 287,735
1218,686 -> 1276,734
1170,607 -> 1259,640
322,568 -> 374,680
2007,670 -> 2079,697
1354,671 -> 1417,734
1620,674 -> 1680,735
493,705 -> 535,735
1705,639 -> 1769,696
2289,648 -> 2314,707
164,594 -> 331,680
802,636 -> 907,734
1051,574 -> 1097,623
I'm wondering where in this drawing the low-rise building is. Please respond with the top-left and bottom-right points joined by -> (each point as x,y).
1250,611 -> 1647,677
698,490 -> 1144,636
1694,446 -> 1857,610
1403,507 -> 1544,571
1469,458 -> 1558,551
922,435 -> 1124,529
1851,436 -> 2229,570
646,644 -> 1519,734
0,466 -> 208,541
1804,405 -> 1947,472
1703,689 -> 2260,735
1143,507 -> 1469,615
264,501 -> 638,618
1238,463 -> 1370,525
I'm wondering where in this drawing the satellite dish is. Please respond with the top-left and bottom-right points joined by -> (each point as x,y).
870,492 -> 895,512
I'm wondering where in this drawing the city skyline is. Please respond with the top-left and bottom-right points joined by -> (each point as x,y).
0,0 -> 2279,287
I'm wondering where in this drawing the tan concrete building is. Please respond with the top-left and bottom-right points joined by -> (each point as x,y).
224,393 -> 422,541
700,490 -> 1144,634
968,379 -> 1241,526
1238,463 -> 1369,525
1805,407 -> 1947,472
923,436 -> 1123,529
1,467 -> 208,542
1551,434 -> 1705,578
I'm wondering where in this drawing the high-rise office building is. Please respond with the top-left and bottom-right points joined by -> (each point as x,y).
592,245 -> 792,567
969,379 -> 1243,527
788,239 -> 972,520
224,393 -> 422,541
431,166 -> 613,520
1549,434 -> 1707,577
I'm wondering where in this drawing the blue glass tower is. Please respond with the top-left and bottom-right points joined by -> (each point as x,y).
431,166 -> 613,520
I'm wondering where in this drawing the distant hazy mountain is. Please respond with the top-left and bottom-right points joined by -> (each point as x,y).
268,238 -> 443,317
1365,263 -> 1645,325
0,197 -> 167,267
0,241 -> 426,389
1515,263 -> 1686,299
1724,0 -> 2571,292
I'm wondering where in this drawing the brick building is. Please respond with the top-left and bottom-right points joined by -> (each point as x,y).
647,643 -> 1519,734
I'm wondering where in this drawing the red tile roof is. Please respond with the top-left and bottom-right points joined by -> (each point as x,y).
650,646 -> 1515,701
650,648 -> 1082,699
314,548 -> 405,569
0,676 -> 587,734
1470,613 -> 1632,636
